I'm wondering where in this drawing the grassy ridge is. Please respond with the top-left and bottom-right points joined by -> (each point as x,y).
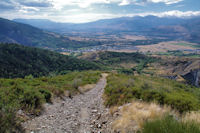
0,71 -> 101,132
104,73 -> 200,113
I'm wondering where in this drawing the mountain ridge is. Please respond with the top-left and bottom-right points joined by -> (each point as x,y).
14,16 -> 200,43
0,18 -> 97,50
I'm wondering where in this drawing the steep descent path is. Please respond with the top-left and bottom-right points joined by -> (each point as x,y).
23,73 -> 111,133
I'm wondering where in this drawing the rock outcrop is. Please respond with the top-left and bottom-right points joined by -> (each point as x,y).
183,69 -> 200,87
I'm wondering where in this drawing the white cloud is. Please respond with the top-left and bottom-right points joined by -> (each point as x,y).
124,10 -> 200,18
116,0 -> 183,6
158,10 -> 200,17
21,6 -> 39,11
147,0 -> 183,5
3,10 -> 200,23
66,9 -> 80,12
119,0 -> 130,6
50,0 -> 113,9
18,4 -> 40,14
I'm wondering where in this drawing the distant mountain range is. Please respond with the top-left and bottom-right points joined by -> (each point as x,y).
14,16 -> 185,33
0,16 -> 199,51
0,18 -> 100,50
14,16 -> 200,43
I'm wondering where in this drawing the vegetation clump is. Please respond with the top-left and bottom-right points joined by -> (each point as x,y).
142,115 -> 200,133
104,73 -> 200,113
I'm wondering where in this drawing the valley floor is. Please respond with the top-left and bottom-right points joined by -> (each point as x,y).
23,73 -> 113,133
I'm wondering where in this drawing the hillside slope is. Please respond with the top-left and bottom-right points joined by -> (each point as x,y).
0,43 -> 101,78
0,18 -> 95,50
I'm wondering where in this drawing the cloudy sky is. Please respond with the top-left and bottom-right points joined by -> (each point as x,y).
0,0 -> 200,23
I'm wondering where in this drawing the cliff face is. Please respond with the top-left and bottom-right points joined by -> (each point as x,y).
183,69 -> 200,87
195,70 -> 200,87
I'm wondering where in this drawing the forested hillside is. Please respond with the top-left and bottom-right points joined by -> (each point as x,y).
0,43 -> 101,78
80,51 -> 157,74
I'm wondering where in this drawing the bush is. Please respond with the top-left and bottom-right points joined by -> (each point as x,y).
39,88 -> 52,103
142,115 -> 200,133
164,92 -> 199,113
141,90 -> 165,104
104,74 -> 137,106
72,79 -> 82,90
0,107 -> 23,133
117,68 -> 133,75
20,89 -> 44,114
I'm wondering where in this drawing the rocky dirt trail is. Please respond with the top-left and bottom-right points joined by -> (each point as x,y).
23,73 -> 114,133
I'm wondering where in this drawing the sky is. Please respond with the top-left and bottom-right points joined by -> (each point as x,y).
0,0 -> 200,23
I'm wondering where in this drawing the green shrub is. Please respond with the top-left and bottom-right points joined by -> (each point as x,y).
142,115 -> 200,133
164,92 -> 199,113
117,68 -> 133,75
141,82 -> 152,90
20,89 -> 44,113
0,92 -> 22,133
141,90 -> 165,104
39,88 -> 52,103
72,79 -> 82,90
0,106 -> 23,133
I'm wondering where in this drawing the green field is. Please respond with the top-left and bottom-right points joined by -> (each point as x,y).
154,50 -> 200,58
171,43 -> 200,48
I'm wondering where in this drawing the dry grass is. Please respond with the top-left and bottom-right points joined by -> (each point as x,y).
136,41 -> 196,53
111,101 -> 200,133
123,35 -> 147,41
119,63 -> 137,69
109,106 -> 119,116
78,84 -> 96,93
60,52 -> 70,55
112,101 -> 173,133
183,111 -> 200,124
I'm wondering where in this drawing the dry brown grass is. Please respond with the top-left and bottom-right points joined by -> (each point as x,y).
183,111 -> 200,124
136,41 -> 196,53
60,52 -> 70,55
112,101 -> 173,133
110,101 -> 200,133
119,63 -> 137,69
78,84 -> 96,93
123,35 -> 147,41
109,106 -> 119,116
